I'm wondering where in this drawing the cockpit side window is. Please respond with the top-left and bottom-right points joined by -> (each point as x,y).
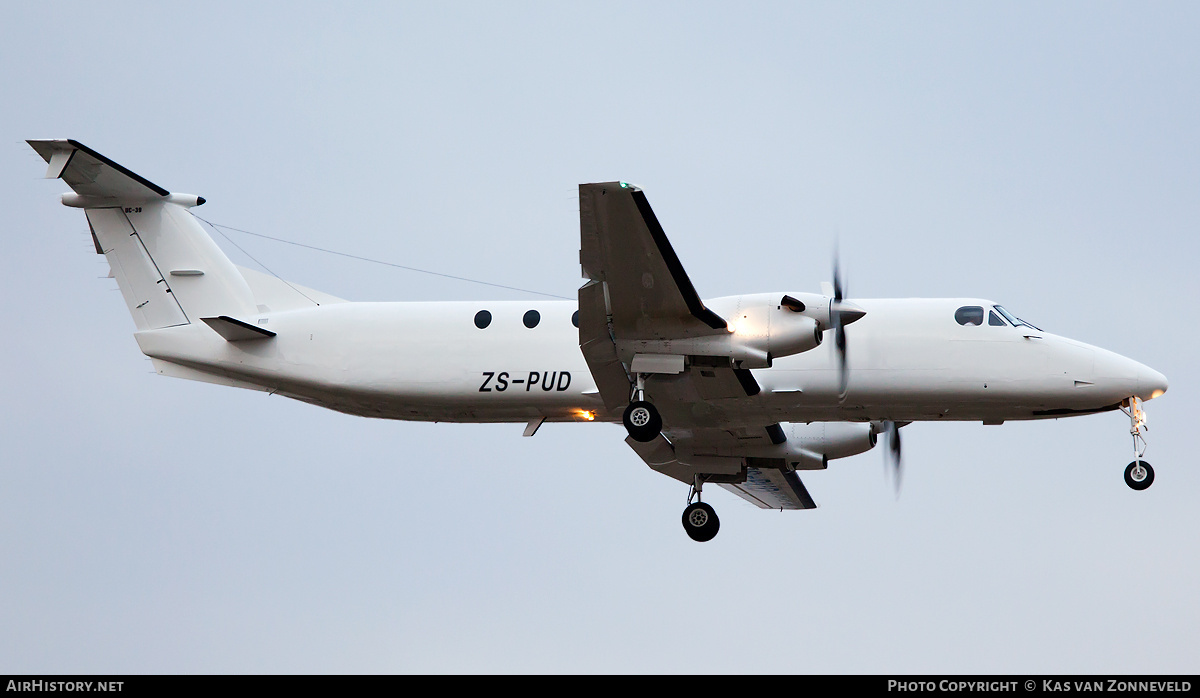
988,310 -> 1006,326
955,306 -> 985,326
994,305 -> 1041,331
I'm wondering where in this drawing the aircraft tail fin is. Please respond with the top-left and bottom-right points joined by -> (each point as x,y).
29,140 -> 259,331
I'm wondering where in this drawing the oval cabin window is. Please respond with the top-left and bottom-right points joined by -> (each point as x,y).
954,306 -> 985,326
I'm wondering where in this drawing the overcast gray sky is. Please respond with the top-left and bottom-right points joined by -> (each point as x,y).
1,1 -> 1197,673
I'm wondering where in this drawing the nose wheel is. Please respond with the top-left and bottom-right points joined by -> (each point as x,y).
1124,461 -> 1154,491
1119,397 -> 1156,491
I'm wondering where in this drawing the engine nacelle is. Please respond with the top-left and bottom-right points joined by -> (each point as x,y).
731,311 -> 822,363
783,421 -> 877,469
712,293 -> 832,367
719,295 -> 824,367
679,421 -> 877,469
616,293 -> 834,369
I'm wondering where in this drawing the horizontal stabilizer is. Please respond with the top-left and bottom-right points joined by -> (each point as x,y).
201,316 -> 276,341
28,139 -> 169,200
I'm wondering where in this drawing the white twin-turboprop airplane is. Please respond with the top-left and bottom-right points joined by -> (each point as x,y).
29,139 -> 1169,541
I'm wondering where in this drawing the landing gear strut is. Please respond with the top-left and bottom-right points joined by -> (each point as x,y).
682,477 -> 720,542
1119,397 -> 1155,491
622,373 -> 662,443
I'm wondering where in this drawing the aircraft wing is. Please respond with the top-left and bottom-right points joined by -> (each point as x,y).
578,181 -> 817,510
623,425 -> 818,510
578,182 -> 749,411
579,182 -> 728,336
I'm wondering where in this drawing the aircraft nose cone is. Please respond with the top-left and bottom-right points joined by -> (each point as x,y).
1138,365 -> 1168,400
1091,349 -> 1164,403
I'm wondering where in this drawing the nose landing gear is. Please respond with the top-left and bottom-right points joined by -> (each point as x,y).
1119,397 -> 1155,491
1124,460 -> 1154,490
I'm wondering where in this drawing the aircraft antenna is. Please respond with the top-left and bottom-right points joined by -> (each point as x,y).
194,214 -> 323,306
194,215 -> 572,300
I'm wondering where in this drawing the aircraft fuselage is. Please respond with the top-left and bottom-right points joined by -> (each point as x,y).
133,295 -> 1166,428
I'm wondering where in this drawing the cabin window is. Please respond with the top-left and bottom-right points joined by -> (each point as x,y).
955,306 -> 985,326
474,310 -> 492,329
989,310 -> 1007,326
572,310 -> 579,328
523,310 -> 541,328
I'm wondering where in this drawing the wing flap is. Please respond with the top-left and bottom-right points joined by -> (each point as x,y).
578,279 -> 632,412
719,467 -> 818,510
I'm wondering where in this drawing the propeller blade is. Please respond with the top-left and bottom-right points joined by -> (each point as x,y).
882,420 -> 904,497
831,250 -> 852,396
836,322 -> 849,395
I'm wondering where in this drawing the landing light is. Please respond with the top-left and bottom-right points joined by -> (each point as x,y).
577,410 -> 596,421
1151,389 -> 1165,399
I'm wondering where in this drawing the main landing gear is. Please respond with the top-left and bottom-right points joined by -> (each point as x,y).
622,374 -> 719,541
683,477 -> 720,542
622,401 -> 661,442
622,373 -> 662,443
1119,397 -> 1155,491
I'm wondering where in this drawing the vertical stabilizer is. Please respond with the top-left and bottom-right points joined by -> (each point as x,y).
29,140 -> 257,331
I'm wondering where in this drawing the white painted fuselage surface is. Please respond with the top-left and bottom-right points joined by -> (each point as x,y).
134,294 -> 1164,427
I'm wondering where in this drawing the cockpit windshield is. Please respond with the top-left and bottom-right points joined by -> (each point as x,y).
994,305 -> 1041,331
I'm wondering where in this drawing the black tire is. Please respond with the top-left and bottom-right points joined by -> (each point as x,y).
1124,461 -> 1155,491
682,502 -> 720,542
622,400 -> 662,442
